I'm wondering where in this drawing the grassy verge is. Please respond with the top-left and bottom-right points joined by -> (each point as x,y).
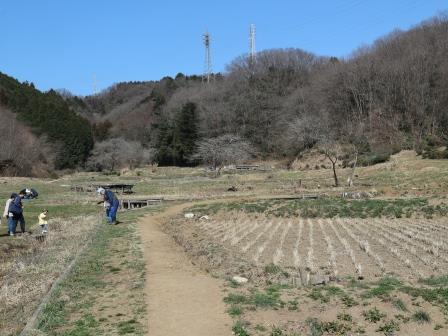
33,206 -> 163,336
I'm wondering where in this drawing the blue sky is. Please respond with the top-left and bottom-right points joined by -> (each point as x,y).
0,0 -> 446,96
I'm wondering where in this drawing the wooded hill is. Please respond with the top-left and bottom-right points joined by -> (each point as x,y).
0,15 -> 447,175
0,73 -> 93,175
77,15 -> 448,169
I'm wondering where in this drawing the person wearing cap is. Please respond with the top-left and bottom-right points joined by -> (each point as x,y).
98,188 -> 119,224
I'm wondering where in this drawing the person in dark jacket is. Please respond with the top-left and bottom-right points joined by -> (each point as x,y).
98,188 -> 119,224
4,193 -> 17,236
9,191 -> 26,234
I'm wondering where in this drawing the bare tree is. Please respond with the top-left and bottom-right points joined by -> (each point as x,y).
87,138 -> 155,171
318,138 -> 343,187
191,134 -> 255,170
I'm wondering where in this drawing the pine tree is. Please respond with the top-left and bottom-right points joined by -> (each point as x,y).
172,102 -> 199,166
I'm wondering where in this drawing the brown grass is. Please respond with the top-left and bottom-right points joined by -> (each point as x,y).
0,215 -> 100,336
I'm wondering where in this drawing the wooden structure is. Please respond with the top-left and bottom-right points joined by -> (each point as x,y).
234,164 -> 272,172
71,184 -> 135,194
121,198 -> 163,210
100,184 -> 134,194
272,194 -> 320,200
71,186 -> 93,192
236,165 -> 260,171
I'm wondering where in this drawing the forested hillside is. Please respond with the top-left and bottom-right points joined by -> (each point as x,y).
0,73 -> 93,174
79,15 -> 448,170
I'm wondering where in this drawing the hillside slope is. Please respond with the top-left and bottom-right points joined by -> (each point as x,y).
0,73 -> 94,171
69,15 -> 448,167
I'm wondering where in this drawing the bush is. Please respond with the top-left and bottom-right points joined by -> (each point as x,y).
422,148 -> 448,159
357,152 -> 391,167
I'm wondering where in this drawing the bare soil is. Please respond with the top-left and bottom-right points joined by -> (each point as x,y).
138,203 -> 232,336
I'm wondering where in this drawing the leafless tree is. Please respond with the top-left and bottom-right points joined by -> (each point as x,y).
191,134 -> 255,170
318,138 -> 344,187
86,138 -> 155,171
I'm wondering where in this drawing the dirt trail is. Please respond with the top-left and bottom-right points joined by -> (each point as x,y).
138,203 -> 232,336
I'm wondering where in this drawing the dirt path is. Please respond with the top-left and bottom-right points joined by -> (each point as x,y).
138,203 -> 232,336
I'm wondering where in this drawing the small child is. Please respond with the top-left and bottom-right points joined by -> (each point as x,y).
38,209 -> 49,234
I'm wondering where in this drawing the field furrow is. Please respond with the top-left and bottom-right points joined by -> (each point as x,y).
317,219 -> 337,276
355,220 -> 426,279
241,220 -> 274,253
327,219 -> 361,276
292,219 -> 304,268
253,220 -> 283,264
272,221 -> 292,265
338,219 -> 385,276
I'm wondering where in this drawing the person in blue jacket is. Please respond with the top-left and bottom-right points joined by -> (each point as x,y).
9,190 -> 26,234
98,188 -> 119,224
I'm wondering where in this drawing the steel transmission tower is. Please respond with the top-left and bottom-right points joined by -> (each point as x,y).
249,24 -> 256,65
203,31 -> 212,83
92,73 -> 97,95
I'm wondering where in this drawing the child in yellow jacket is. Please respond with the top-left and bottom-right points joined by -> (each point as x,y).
38,209 -> 49,234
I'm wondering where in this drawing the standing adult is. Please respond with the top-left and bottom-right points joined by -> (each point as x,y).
98,188 -> 119,224
3,193 -> 16,236
9,190 -> 26,234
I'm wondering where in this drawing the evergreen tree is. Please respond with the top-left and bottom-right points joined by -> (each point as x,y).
172,102 -> 199,166
155,115 -> 175,165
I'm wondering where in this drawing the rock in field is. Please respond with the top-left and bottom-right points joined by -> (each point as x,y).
232,276 -> 248,284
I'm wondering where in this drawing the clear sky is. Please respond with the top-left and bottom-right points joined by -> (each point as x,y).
0,0 -> 446,96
